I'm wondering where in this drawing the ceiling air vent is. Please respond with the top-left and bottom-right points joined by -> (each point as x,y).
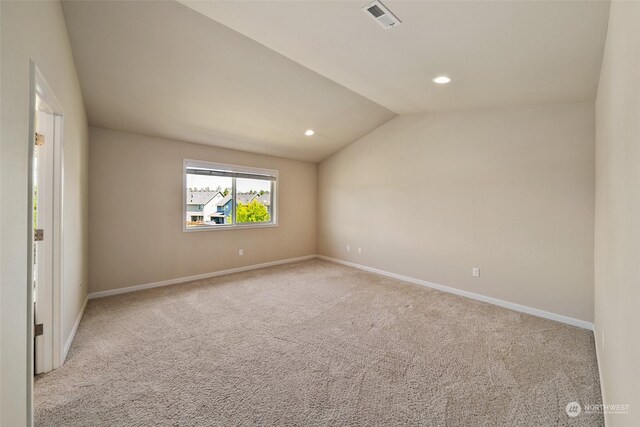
362,1 -> 401,30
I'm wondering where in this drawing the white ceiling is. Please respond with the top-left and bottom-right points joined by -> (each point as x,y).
63,1 -> 610,163
61,1 -> 395,163
181,0 -> 611,114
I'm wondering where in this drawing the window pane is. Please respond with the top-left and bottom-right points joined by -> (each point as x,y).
186,174 -> 232,228
236,177 -> 272,224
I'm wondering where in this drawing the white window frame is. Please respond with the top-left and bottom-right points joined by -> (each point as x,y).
183,159 -> 278,232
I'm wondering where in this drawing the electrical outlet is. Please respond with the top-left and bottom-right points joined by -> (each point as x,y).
238,249 -> 244,256
472,267 -> 480,277
347,245 -> 351,252
358,247 -> 362,254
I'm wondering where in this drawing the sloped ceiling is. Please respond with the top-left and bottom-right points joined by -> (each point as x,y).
181,0 -> 610,115
63,0 -> 610,162
61,1 -> 396,162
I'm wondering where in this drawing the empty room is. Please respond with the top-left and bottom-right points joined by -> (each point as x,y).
1,0 -> 638,425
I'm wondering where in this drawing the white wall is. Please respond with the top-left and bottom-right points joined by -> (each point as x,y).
594,1 -> 640,426
0,1 -> 89,425
319,104 -> 595,323
89,127 -> 317,294
0,2 -> 3,422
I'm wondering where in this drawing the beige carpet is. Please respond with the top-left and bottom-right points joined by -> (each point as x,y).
35,259 -> 603,426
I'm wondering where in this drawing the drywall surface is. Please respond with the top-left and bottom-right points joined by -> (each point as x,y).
89,127 -> 317,293
0,1 -> 89,425
594,1 -> 640,425
319,104 -> 595,322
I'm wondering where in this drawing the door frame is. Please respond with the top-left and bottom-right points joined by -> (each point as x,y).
27,60 -> 65,398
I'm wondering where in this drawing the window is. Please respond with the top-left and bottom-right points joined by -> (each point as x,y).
184,159 -> 277,231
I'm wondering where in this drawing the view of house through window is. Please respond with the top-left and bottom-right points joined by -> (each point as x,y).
185,160 -> 276,230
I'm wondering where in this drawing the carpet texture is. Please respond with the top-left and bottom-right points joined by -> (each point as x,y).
35,259 -> 603,426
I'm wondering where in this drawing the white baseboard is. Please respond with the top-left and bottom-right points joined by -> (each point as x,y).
87,253 -> 594,331
63,295 -> 88,362
317,255 -> 594,330
87,255 -> 317,300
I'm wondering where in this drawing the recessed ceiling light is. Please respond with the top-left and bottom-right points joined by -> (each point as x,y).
433,76 -> 451,84
305,129 -> 315,136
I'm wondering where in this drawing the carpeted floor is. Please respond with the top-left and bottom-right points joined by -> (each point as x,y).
34,259 -> 603,426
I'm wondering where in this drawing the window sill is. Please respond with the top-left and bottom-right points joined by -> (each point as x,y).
183,223 -> 278,232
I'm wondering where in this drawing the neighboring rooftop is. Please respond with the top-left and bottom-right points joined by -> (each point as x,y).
216,195 -> 232,207
186,191 -> 220,205
236,193 -> 257,205
257,194 -> 271,206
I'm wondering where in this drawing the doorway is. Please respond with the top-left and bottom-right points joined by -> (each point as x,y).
29,63 -> 65,377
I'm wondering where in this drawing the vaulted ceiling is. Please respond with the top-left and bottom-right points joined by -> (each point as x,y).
182,0 -> 610,115
61,1 -> 395,162
62,0 -> 610,162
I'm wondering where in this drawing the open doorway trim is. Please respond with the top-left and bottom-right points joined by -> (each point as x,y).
27,61 -> 65,422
